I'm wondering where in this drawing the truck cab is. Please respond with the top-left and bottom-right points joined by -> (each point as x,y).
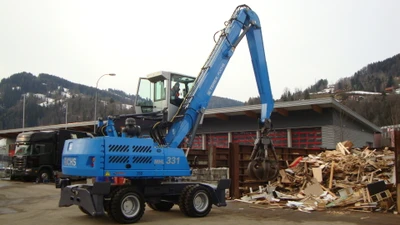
11,130 -> 90,182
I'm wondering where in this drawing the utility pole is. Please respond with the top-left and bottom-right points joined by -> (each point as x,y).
65,102 -> 68,129
22,94 -> 25,132
94,73 -> 116,133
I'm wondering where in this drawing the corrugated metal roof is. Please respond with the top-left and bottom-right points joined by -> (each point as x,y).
205,97 -> 339,114
204,97 -> 381,132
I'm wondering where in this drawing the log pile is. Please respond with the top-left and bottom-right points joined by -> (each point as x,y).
237,141 -> 397,213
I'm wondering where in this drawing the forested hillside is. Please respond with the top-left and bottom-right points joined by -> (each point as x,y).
245,53 -> 400,127
0,72 -> 136,129
331,54 -> 400,127
0,72 -> 243,130
336,53 -> 400,92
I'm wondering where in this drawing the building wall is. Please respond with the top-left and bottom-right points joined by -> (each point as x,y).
270,108 -> 333,129
332,125 -> 374,148
332,110 -> 375,148
197,116 -> 258,133
321,125 -> 335,149
192,108 -> 376,150
322,125 -> 373,149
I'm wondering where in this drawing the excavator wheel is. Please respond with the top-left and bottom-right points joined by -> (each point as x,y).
182,185 -> 212,217
104,186 -> 121,214
178,185 -> 193,216
108,186 -> 145,224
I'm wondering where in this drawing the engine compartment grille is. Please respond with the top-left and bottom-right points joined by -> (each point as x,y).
132,146 -> 152,153
132,156 -> 152,164
108,145 -> 130,152
108,156 -> 129,164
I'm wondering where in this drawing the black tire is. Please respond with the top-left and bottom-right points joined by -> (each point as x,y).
178,185 -> 194,216
78,206 -> 91,216
147,201 -> 174,211
183,185 -> 212,217
147,202 -> 157,210
108,187 -> 145,224
104,186 -> 120,214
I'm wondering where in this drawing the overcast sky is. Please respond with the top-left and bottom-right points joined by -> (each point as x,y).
0,0 -> 399,102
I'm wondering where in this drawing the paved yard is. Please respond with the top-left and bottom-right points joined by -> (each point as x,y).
0,179 -> 398,225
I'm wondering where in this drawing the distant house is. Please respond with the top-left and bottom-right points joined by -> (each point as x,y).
385,87 -> 394,94
343,90 -> 381,101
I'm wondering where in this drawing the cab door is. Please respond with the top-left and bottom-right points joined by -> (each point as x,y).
134,78 -> 154,114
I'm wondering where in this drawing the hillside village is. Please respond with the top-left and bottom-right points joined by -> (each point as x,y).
311,83 -> 400,102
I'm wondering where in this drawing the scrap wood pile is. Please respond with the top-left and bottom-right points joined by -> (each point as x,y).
237,141 -> 397,213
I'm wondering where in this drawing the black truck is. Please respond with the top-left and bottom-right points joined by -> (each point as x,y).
10,129 -> 91,182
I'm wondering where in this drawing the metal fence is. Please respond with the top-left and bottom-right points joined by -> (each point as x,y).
187,144 -> 327,198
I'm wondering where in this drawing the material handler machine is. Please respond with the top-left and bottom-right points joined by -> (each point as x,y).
57,5 -> 278,224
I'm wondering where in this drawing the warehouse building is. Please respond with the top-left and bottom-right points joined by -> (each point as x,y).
0,98 -> 381,150
191,97 -> 381,150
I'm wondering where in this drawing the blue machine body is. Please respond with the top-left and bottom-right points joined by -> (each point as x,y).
61,5 -> 274,180
62,121 -> 190,178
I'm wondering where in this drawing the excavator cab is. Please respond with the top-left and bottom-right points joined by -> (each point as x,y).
134,71 -> 196,121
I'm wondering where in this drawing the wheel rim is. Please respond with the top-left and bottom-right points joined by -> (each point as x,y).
41,172 -> 48,179
193,191 -> 209,212
121,194 -> 140,218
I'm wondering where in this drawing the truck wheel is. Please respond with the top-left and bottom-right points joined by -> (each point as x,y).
178,185 -> 193,215
78,206 -> 91,216
183,185 -> 212,217
147,201 -> 174,211
38,169 -> 52,183
109,187 -> 145,224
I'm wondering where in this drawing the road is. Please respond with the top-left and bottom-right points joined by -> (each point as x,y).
0,179 -> 399,225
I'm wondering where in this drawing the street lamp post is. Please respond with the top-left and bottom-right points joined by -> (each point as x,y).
94,73 -> 116,133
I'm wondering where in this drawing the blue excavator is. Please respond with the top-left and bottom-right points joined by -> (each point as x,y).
57,5 -> 278,224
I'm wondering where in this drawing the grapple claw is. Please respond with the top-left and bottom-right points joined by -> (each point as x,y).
246,159 -> 279,181
246,133 -> 279,181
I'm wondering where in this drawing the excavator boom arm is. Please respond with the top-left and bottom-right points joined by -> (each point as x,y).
165,5 -> 274,148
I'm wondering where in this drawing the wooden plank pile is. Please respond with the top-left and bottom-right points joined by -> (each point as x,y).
237,141 -> 397,213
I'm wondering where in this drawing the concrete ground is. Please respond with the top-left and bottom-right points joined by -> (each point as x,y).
0,179 -> 399,225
